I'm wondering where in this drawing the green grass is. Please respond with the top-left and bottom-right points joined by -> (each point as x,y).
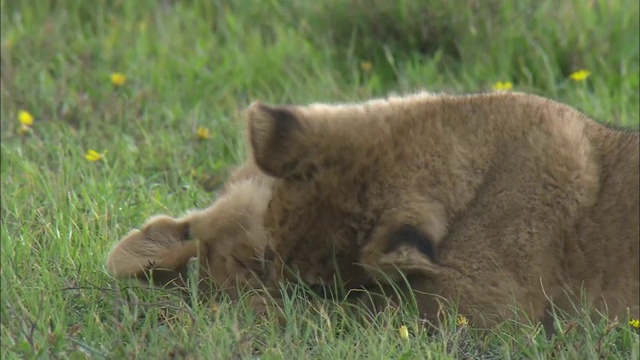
1,0 -> 638,358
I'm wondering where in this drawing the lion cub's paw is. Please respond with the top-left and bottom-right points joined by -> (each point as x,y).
106,215 -> 200,288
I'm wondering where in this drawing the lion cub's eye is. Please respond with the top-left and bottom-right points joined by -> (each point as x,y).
385,224 -> 437,262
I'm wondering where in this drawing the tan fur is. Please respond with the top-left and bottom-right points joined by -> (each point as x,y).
105,159 -> 273,299
248,92 -> 639,327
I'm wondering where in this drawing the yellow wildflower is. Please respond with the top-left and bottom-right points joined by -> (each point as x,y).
85,149 -> 107,162
630,319 -> 640,329
197,126 -> 210,140
456,315 -> 469,326
17,124 -> 32,136
3,35 -> 14,50
138,21 -> 147,32
210,302 -> 220,313
398,325 -> 409,340
360,61 -> 373,72
111,72 -> 127,87
18,110 -> 34,125
569,70 -> 591,82
492,81 -> 513,91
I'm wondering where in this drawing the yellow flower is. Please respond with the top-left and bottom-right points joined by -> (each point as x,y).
18,110 -> 34,125
17,124 -> 32,136
398,325 -> 409,340
111,72 -> 127,87
492,81 -> 513,91
85,149 -> 107,162
360,61 -> 373,72
456,315 -> 469,326
210,302 -> 220,313
630,319 -> 640,329
197,126 -> 210,140
3,36 -> 14,50
569,69 -> 591,82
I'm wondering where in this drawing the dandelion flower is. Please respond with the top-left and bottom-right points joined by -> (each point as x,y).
197,126 -> 210,140
492,81 -> 513,91
111,72 -> 127,87
3,37 -> 14,50
398,325 -> 409,340
360,61 -> 373,72
210,302 -> 220,313
630,319 -> 640,329
85,149 -> 107,162
18,110 -> 34,125
457,315 -> 469,326
569,70 -> 591,82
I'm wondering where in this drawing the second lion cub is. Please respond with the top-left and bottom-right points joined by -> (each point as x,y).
105,160 -> 272,301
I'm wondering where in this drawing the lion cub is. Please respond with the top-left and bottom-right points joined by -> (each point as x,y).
247,91 -> 639,328
105,160 -> 272,300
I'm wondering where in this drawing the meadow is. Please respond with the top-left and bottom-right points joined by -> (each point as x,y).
1,0 -> 639,358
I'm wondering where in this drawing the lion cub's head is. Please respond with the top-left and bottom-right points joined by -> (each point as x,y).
247,97 -> 449,293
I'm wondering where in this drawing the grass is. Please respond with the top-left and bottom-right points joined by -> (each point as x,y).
1,0 -> 638,358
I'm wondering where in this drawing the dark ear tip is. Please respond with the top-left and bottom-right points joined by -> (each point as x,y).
179,221 -> 191,241
247,102 -> 281,121
247,101 -> 265,113
386,224 -> 438,263
254,102 -> 268,111
247,102 -> 276,136
259,106 -> 300,131
246,101 -> 299,129
247,102 -> 303,178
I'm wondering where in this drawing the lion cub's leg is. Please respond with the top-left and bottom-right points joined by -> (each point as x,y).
106,215 -> 201,289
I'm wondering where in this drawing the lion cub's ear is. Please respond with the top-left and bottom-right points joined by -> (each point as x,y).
360,224 -> 441,282
360,198 -> 447,281
105,215 -> 200,288
247,102 -> 311,179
